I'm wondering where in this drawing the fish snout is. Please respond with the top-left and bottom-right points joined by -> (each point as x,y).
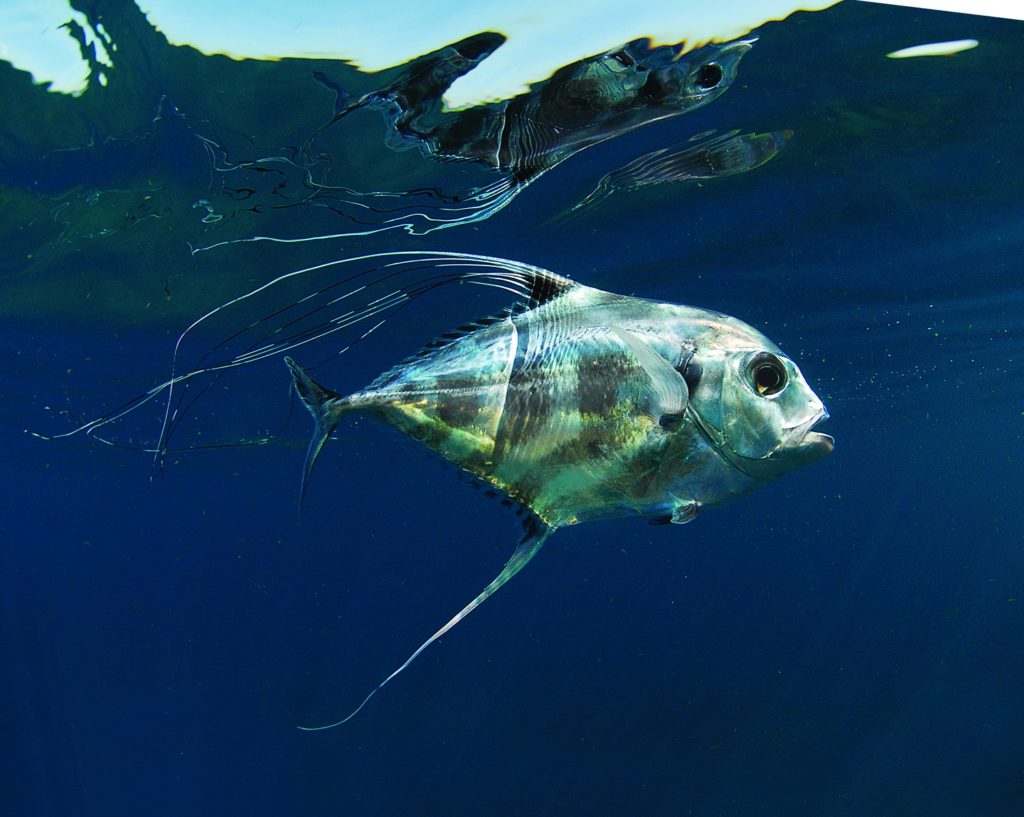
792,407 -> 834,462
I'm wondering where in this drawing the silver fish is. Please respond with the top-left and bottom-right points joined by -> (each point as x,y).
356,37 -> 755,176
277,253 -> 832,726
193,38 -> 755,252
41,251 -> 832,727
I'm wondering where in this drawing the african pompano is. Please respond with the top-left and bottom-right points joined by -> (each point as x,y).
40,251 -> 832,728
279,253 -> 832,726
207,37 -> 756,250
352,35 -> 754,175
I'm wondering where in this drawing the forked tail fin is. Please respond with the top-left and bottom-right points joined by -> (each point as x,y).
284,356 -> 348,508
298,513 -> 553,731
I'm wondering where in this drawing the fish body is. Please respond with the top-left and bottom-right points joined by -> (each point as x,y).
288,270 -> 832,531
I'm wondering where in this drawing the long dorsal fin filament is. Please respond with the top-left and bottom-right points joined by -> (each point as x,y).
36,252 -> 582,457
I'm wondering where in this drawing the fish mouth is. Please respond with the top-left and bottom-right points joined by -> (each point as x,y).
726,37 -> 758,54
801,430 -> 834,459
793,409 -> 834,459
714,406 -> 833,480
714,38 -> 756,75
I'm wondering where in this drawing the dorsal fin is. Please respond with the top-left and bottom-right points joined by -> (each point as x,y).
401,271 -> 575,363
37,251 -> 582,454
526,267 -> 571,308
400,305 -> 514,363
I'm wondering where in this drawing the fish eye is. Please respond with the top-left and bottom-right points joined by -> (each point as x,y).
695,63 -> 724,90
747,353 -> 788,397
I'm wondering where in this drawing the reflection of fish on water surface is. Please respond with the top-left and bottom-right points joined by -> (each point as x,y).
571,128 -> 793,213
39,251 -> 833,728
196,36 -> 754,252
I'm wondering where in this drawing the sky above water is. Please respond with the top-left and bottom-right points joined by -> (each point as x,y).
6,0 -> 1016,107
2,0 -> 842,105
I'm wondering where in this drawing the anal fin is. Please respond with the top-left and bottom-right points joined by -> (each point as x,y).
298,512 -> 553,731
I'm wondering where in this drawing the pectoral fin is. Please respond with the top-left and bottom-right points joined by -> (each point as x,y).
610,326 -> 688,420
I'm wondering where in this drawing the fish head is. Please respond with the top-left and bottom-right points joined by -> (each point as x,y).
638,37 -> 755,112
681,314 -> 833,481
545,36 -> 753,126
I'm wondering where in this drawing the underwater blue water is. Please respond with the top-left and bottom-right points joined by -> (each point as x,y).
2,2 -> 1022,815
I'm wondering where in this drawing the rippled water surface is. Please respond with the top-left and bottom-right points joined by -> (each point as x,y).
2,2 -> 1022,815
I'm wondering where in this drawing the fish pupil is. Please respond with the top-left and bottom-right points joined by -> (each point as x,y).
754,363 -> 782,394
696,63 -> 723,90
454,33 -> 505,61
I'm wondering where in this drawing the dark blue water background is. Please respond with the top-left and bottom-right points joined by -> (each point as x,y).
2,1 -> 1022,815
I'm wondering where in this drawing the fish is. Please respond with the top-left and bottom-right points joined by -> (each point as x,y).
38,251 -> 833,728
350,35 -> 755,177
194,38 -> 754,253
280,252 -> 834,726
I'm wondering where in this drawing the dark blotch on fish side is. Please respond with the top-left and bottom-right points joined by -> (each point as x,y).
436,394 -> 482,430
576,355 -> 629,415
659,413 -> 684,432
